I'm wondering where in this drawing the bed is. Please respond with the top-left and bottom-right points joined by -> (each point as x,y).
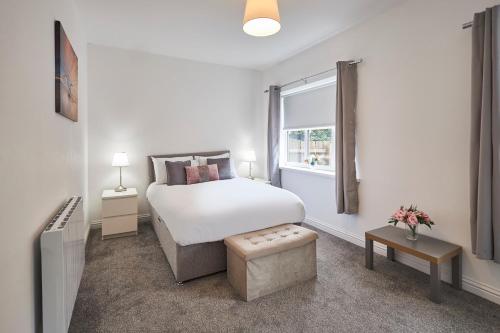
146,151 -> 305,283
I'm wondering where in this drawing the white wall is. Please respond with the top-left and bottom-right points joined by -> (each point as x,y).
87,45 -> 263,222
263,0 -> 500,304
0,0 -> 88,331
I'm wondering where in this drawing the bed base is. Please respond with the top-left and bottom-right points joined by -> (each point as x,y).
150,204 -> 227,282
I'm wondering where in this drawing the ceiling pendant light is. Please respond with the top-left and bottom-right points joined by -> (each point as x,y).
243,0 -> 281,37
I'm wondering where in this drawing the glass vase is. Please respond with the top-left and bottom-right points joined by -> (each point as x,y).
405,224 -> 419,241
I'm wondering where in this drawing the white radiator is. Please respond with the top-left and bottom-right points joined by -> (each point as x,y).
41,196 -> 85,333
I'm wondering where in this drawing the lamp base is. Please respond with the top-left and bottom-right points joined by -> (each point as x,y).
114,185 -> 127,192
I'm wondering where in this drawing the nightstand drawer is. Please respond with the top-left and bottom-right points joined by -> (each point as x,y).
102,196 -> 137,218
102,214 -> 137,237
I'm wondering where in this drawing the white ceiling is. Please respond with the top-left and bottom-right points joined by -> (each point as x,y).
76,0 -> 403,70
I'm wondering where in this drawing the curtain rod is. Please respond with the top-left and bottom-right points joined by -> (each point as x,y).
264,58 -> 363,93
463,21 -> 473,29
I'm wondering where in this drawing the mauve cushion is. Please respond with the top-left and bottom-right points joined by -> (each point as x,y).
185,165 -> 219,185
165,160 -> 191,186
207,158 -> 232,180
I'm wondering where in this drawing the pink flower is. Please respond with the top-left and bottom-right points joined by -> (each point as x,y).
420,211 -> 431,223
392,209 -> 407,222
407,212 -> 419,226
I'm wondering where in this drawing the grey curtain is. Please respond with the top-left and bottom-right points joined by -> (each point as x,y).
335,61 -> 358,214
268,85 -> 282,187
470,6 -> 500,262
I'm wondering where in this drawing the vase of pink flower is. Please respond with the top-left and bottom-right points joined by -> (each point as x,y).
388,205 -> 434,241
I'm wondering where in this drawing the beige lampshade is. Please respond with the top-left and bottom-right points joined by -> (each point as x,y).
243,0 -> 281,37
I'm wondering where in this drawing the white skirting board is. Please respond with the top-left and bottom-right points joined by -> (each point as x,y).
304,217 -> 500,305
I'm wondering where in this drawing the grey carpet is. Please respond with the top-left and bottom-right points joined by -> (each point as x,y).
69,223 -> 500,333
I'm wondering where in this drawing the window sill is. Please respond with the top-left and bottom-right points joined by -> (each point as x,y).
280,165 -> 335,179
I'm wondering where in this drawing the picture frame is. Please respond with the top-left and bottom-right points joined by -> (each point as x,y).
54,20 -> 78,122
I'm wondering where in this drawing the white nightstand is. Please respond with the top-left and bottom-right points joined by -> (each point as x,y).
250,177 -> 271,184
101,188 -> 138,240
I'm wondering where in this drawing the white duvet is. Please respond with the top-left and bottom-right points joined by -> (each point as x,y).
146,178 -> 305,246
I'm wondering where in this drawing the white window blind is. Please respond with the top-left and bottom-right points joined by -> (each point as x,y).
283,84 -> 336,130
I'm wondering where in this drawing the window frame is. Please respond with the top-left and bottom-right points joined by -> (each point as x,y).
279,76 -> 337,174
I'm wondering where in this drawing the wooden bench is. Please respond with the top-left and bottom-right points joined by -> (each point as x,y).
365,226 -> 462,303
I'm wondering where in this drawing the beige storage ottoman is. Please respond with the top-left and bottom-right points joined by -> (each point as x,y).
224,224 -> 318,301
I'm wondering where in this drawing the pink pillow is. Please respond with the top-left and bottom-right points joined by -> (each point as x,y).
185,164 -> 219,185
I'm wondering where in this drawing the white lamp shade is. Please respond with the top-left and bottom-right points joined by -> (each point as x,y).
242,150 -> 257,162
243,0 -> 281,37
112,152 -> 129,167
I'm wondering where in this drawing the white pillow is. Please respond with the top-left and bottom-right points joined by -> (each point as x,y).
151,156 -> 193,184
195,153 -> 238,178
194,153 -> 230,166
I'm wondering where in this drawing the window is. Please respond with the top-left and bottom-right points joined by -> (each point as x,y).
287,130 -> 305,163
280,77 -> 336,173
284,127 -> 334,170
308,128 -> 333,167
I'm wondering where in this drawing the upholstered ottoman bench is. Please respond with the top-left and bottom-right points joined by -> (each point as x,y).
224,224 -> 318,301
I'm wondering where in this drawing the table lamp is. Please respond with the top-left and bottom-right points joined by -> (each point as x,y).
243,150 -> 257,179
112,152 -> 129,192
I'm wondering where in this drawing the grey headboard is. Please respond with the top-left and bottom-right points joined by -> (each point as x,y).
147,150 -> 230,184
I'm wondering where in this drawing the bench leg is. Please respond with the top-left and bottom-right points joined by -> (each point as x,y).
387,246 -> 395,261
452,253 -> 462,290
430,262 -> 441,303
365,239 -> 373,269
